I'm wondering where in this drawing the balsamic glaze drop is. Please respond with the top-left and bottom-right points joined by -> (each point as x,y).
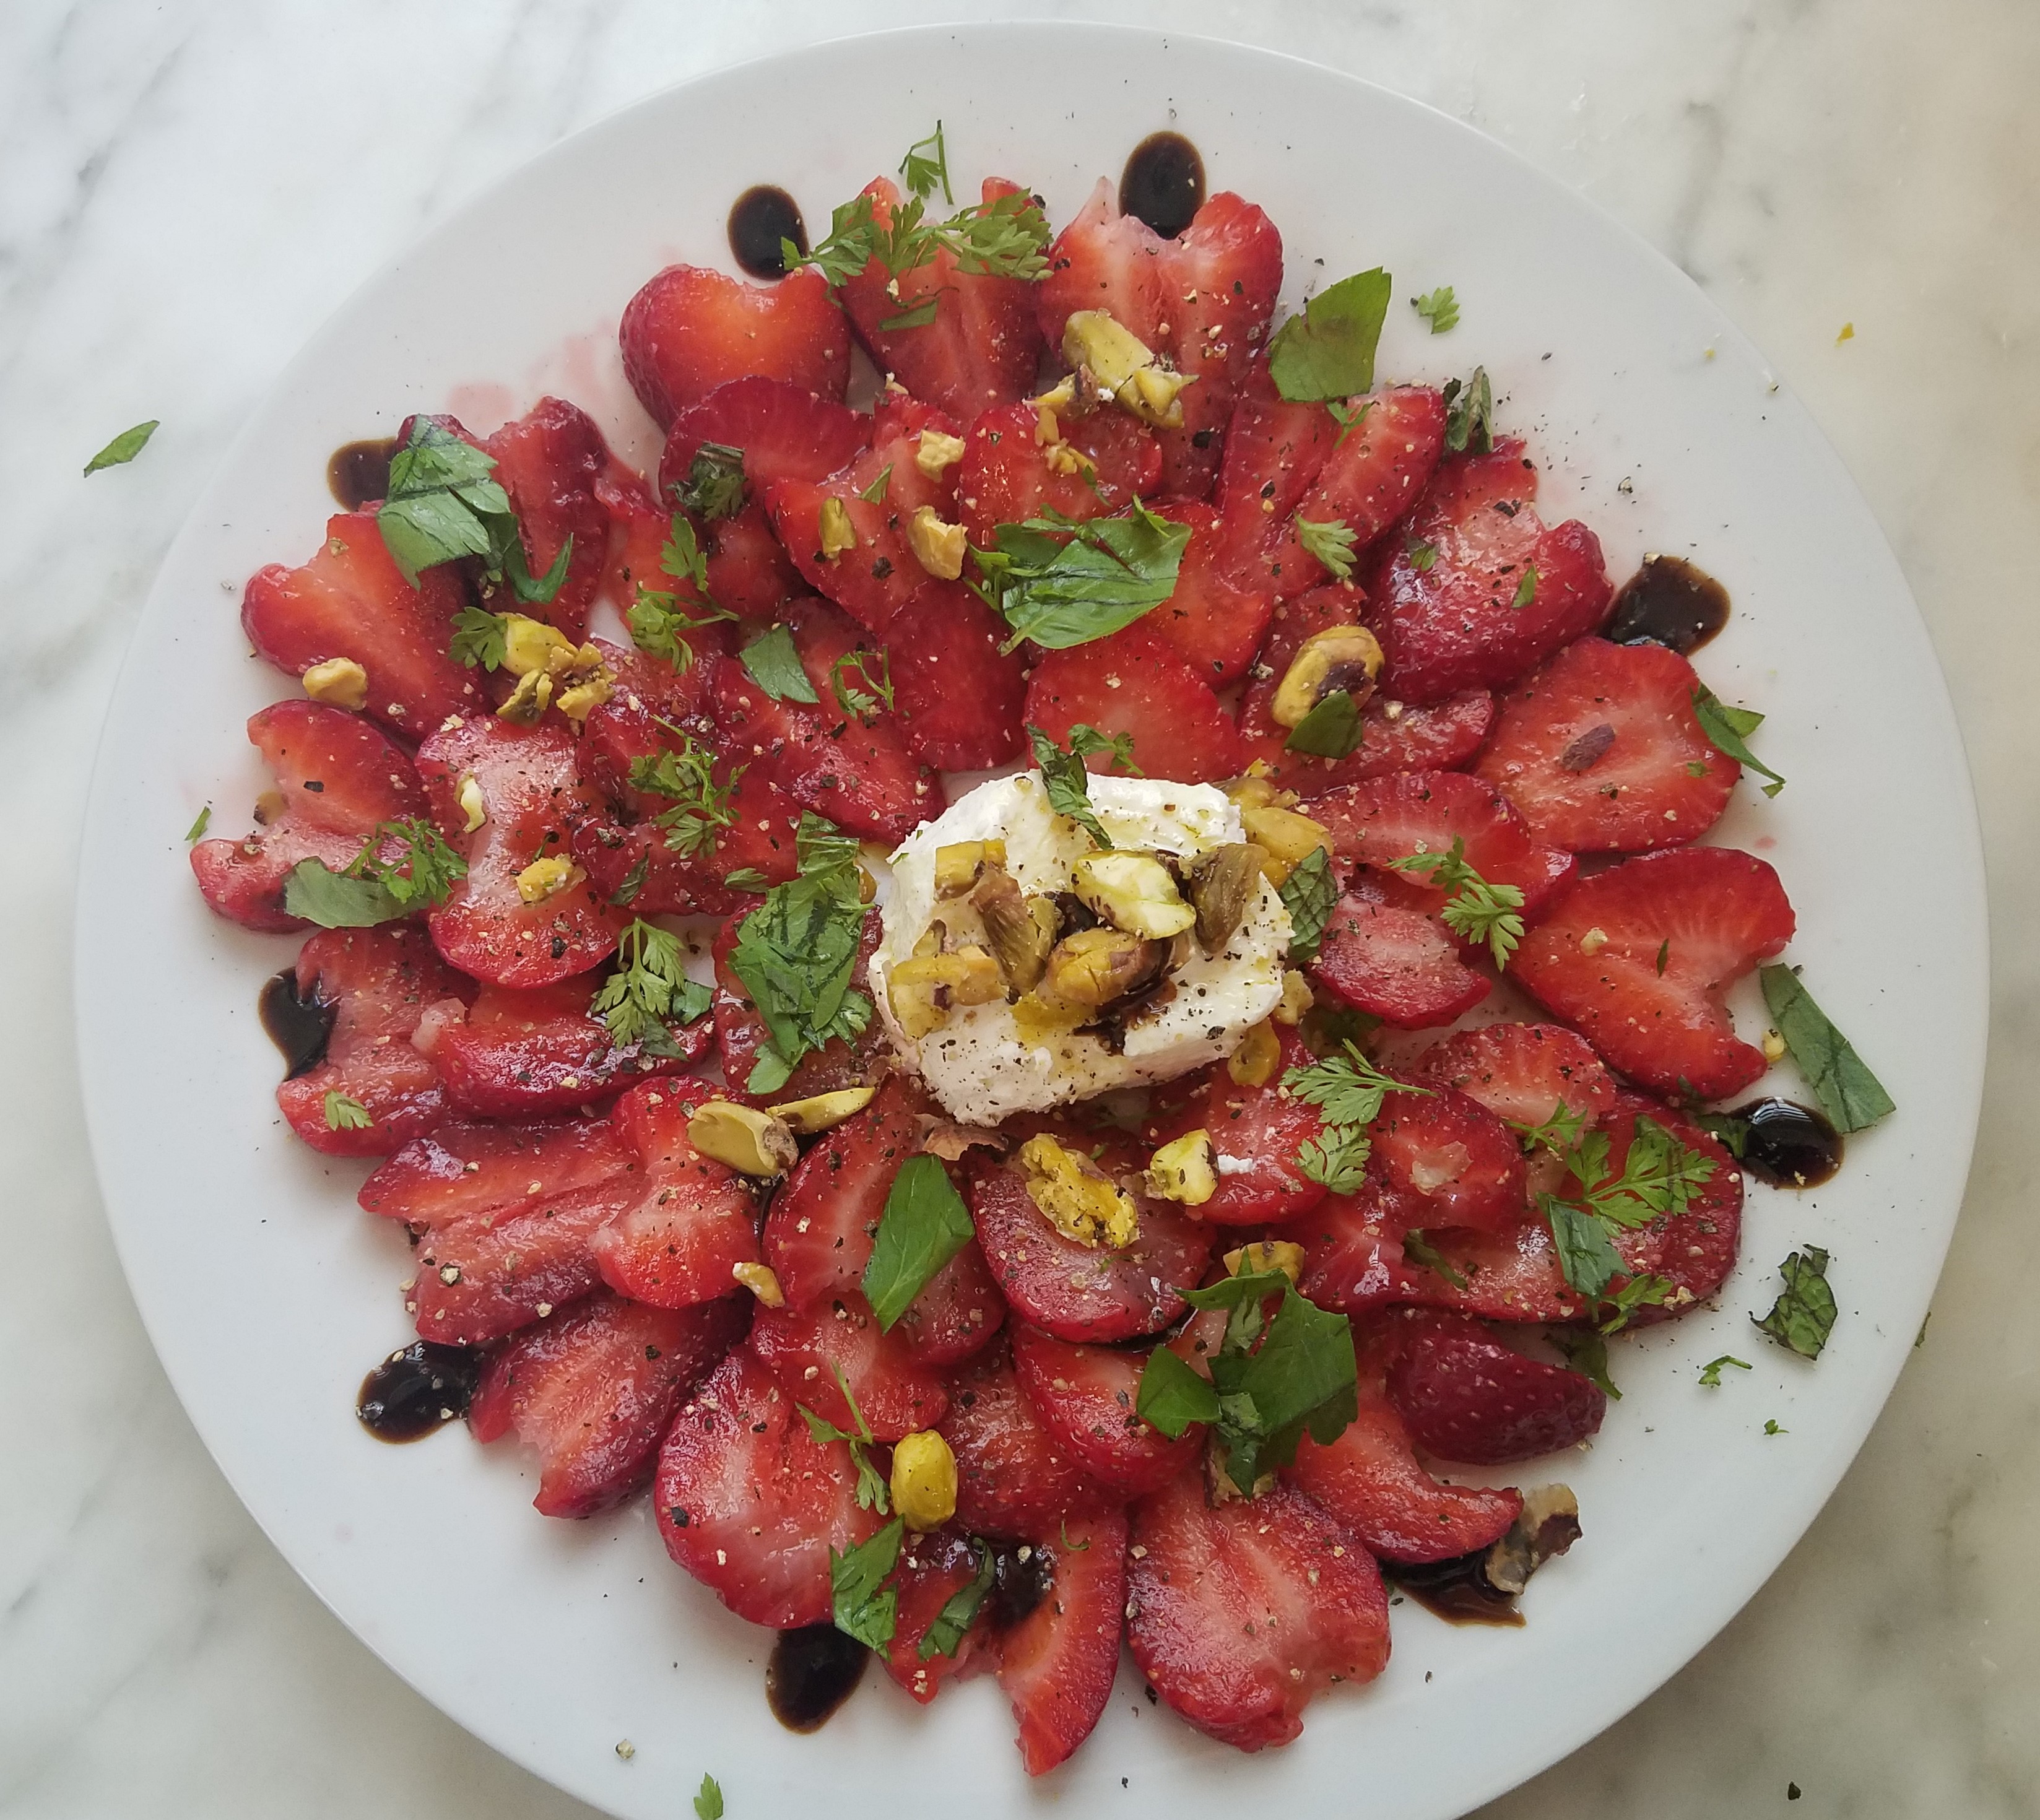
1607,553 -> 1731,653
1119,131 -> 1205,239
1720,1097 -> 1844,1188
1383,1556 -> 1527,1628
766,1624 -> 867,1731
983,1540 -> 1056,1633
258,968 -> 336,1079
327,436 -> 398,511
357,1341 -> 483,1442
727,186 -> 807,280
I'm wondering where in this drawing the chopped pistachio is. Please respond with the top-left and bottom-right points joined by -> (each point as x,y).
1072,851 -> 1196,939
1145,1129 -> 1217,1206
818,496 -> 857,560
888,945 -> 1005,1039
687,1100 -> 798,1176
1017,1133 -> 1138,1247
302,656 -> 368,710
1270,625 -> 1384,727
514,856 -> 582,903
1228,1018 -> 1281,1087
768,1084 -> 878,1135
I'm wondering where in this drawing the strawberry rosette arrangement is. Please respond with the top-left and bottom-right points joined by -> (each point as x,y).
192,122 -> 1893,1774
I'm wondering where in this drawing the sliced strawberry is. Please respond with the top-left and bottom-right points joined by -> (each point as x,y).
1034,176 -> 1166,355
762,1073 -> 933,1310
1264,387 -> 1448,595
191,701 -> 427,933
885,1527 -> 996,1704
955,398 -> 1161,547
886,579 -> 1029,771
483,396 -> 610,643
1368,1083 -> 1526,1232
893,1239 -> 1007,1368
1144,1026 -> 1327,1226
838,178 -> 1048,422
1308,880 -> 1493,1029
1594,1091 -> 1744,1314
1126,1475 -> 1390,1752
469,1290 -> 749,1517
1475,635 -> 1739,852
360,1118 -> 644,1344
1215,371 -> 1337,582
242,511 -> 477,737
1010,1325 -> 1202,1497
941,1341 -> 1111,1537
415,716 -> 622,988
710,906 -> 884,1103
621,264 -> 849,428
1511,847 -> 1795,1098
840,394 -> 965,517
1383,1311 -> 1607,1464
996,1505 -> 1130,1775
1407,1023 -> 1617,1130
568,818 -> 744,918
425,977 -> 708,1120
1022,622 -> 1246,785
655,1347 -> 883,1629
699,761 -> 809,888
1142,500 -> 1276,685
970,1163 -> 1211,1343
592,1081 -> 764,1308
748,1289 -> 948,1441
763,479 -> 924,634
586,474 -> 738,709
1363,439 -> 1613,704
577,636 -> 729,805
272,925 -> 464,1155
1285,1362 -> 1524,1562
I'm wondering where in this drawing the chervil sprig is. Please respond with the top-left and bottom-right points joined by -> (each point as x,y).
630,730 -> 741,859
591,918 -> 713,1055
1385,836 -> 1526,968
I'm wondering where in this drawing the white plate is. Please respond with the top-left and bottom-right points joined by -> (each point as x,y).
74,23 -> 1987,1820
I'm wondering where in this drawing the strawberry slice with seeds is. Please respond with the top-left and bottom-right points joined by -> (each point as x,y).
885,1527 -> 997,1704
996,1504 -> 1131,1775
1474,635 -> 1739,852
585,475 -> 737,713
483,396 -> 610,643
1407,1023 -> 1617,1130
655,1346 -> 884,1630
1594,1091 -> 1744,1315
1143,1026 -> 1329,1226
470,1289 -> 749,1517
242,510 -> 478,737
592,1081 -> 764,1309
955,397 -> 1162,548
749,1288 -> 949,1442
1010,1325 -> 1202,1497
1382,1311 -> 1608,1464
1363,438 -> 1613,704
940,1341 -> 1112,1537
1126,1475 -> 1390,1752
274,925 -> 467,1155
1308,880 -> 1493,1029
416,716 -> 624,989
1367,1083 -> 1527,1232
568,818 -> 745,918
1022,622 -> 1246,785
887,579 -> 1030,771
1510,846 -> 1795,1098
1033,176 -> 1165,355
838,178 -> 1048,422
709,904 -> 884,1104
893,1239 -> 1007,1368
1215,368 -> 1337,583
621,264 -> 849,428
191,700 -> 427,933
1141,499 -> 1277,685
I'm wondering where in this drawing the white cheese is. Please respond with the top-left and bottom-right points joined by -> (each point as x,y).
872,773 -> 1290,1123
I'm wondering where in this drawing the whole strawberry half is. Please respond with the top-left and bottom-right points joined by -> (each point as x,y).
621,264 -> 849,428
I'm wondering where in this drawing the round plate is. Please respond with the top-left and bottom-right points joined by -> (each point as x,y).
75,23 -> 1986,1820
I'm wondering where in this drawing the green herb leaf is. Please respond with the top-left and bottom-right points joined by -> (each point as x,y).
695,1773 -> 724,1820
1411,287 -> 1460,334
740,623 -> 821,704
1758,965 -> 1894,1133
1753,1245 -> 1838,1359
1400,1229 -> 1469,1290
1597,1271 -> 1675,1333
609,851 -> 651,908
1690,687 -> 1786,797
1511,566 -> 1539,610
449,605 -> 511,670
282,859 -> 404,928
1295,515 -> 1358,583
1509,1099 -> 1591,1157
1327,399 -> 1373,448
84,419 -> 158,475
630,732 -> 742,859
1069,722 -> 1142,776
1284,1041 -> 1424,1129
1027,724 -> 1113,848
1442,368 -> 1495,454
918,1541 -> 996,1661
831,649 -> 895,718
1284,688 -> 1363,760
1548,1325 -> 1620,1399
972,504 -> 1191,651
1295,1124 -> 1373,1193
591,919 -> 712,1055
674,443 -> 749,521
184,805 -> 212,843
723,867 -> 769,893
1693,1108 -> 1750,1158
1276,846 -> 1337,963
1267,269 -> 1392,403
1406,537 -> 1438,573
323,1091 -> 371,1131
375,418 -> 568,602
798,1363 -> 891,1512
830,1517 -> 905,1650
1699,1354 -> 1753,1388
857,462 -> 895,503
796,185 -> 1050,290
898,121 -> 953,204
1540,1194 -> 1627,1300
862,1155 -> 976,1330
1385,837 -> 1526,968
1135,1343 -> 1222,1438
879,296 -> 944,331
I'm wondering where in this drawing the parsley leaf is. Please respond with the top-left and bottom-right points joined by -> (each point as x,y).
1266,268 -> 1392,403
282,860 -> 404,929
694,1774 -> 724,1820
673,443 -> 748,521
971,503 -> 1191,651
1276,846 -> 1337,963
1406,537 -> 1438,573
84,419 -> 158,475
1548,1325 -> 1620,1399
1699,1354 -> 1753,1387
740,623 -> 821,703
1295,1124 -> 1373,1193
1134,1344 -> 1222,1435
1509,1099 -> 1591,1157
1511,566 -> 1539,610
1283,1042 -> 1428,1192
1284,688 -> 1363,759
1327,399 -> 1372,448
1541,1195 -> 1628,1300
723,866 -> 769,893
1753,1246 -> 1838,1359
795,186 -> 1050,290
830,1517 -> 905,1650
918,1541 -> 996,1661
1385,837 -> 1526,968
376,418 -> 570,602
1295,515 -> 1357,583
281,818 -> 469,927
609,850 -> 650,908
1027,724 -> 1114,848
863,1155 -> 976,1330
877,295 -> 942,332
831,649 -> 895,718
1764,1418 -> 1786,1436
629,733 -> 741,859
1442,367 -> 1495,454
1690,687 -> 1786,797
1411,286 -> 1460,334
184,805 -> 212,843
323,1091 -> 371,1131
799,1363 -> 892,1512
449,605 -> 511,670
857,462 -> 894,503
898,121 -> 953,204
591,919 -> 712,1055
1760,966 -> 1893,1133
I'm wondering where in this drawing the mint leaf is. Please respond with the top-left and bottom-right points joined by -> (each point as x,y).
740,623 -> 821,703
1277,846 -> 1337,963
282,858 -> 404,929
1267,268 -> 1392,402
1691,687 -> 1786,797
1284,688 -> 1363,759
1541,1194 -> 1626,1300
972,503 -> 1190,651
830,1517 -> 904,1650
84,419 -> 158,475
1753,1246 -> 1838,1359
1135,1343 -> 1222,1438
862,1155 -> 975,1330
918,1541 -> 996,1661
1027,724 -> 1113,848
1759,965 -> 1893,1133
1548,1325 -> 1619,1399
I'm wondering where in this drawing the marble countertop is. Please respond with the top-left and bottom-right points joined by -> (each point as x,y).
5,0 -> 2035,1814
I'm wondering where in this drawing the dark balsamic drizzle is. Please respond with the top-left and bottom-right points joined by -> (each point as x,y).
766,1624 -> 867,1731
1384,1556 -> 1527,1628
327,437 -> 397,511
1720,1097 -> 1844,1188
1119,131 -> 1205,239
259,968 -> 336,1079
727,186 -> 807,280
1607,553 -> 1730,653
357,1342 -> 483,1442
984,1540 -> 1055,1633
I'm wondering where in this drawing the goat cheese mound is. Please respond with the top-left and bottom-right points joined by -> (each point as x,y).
872,773 -> 1291,1123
